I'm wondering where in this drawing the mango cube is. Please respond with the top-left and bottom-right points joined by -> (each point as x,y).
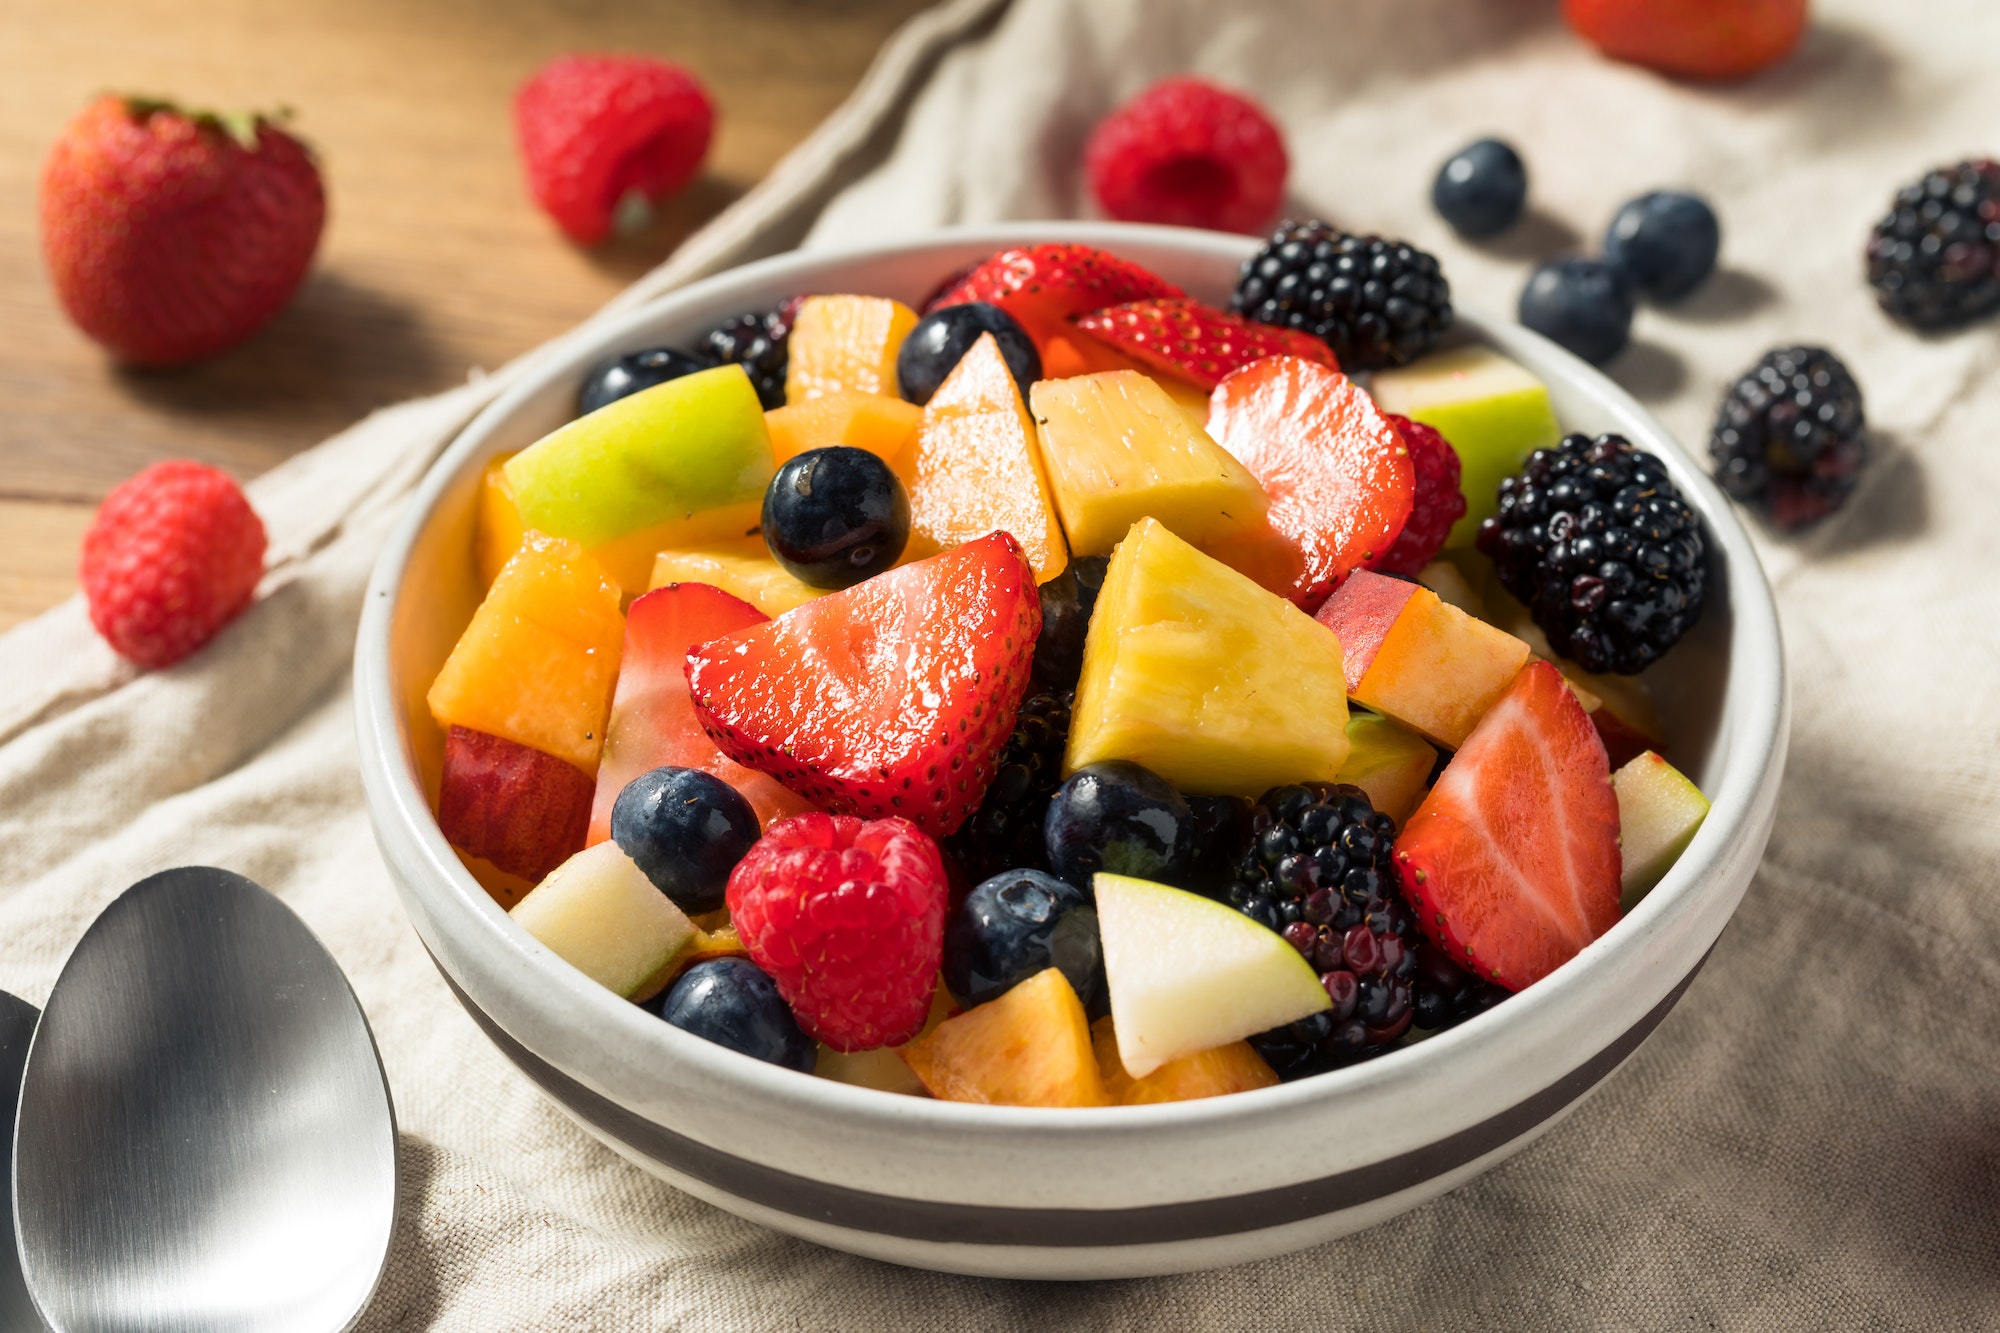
765,391 -> 921,464
898,968 -> 1108,1107
784,295 -> 918,403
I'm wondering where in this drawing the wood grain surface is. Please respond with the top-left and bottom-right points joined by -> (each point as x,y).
0,0 -> 932,631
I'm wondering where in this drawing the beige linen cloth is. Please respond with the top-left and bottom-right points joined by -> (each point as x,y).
4,0 -> 1998,1325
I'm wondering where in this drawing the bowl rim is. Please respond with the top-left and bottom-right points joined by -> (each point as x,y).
355,221 -> 1787,1140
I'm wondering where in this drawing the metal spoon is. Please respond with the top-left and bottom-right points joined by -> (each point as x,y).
0,989 -> 46,1332
13,867 -> 397,1332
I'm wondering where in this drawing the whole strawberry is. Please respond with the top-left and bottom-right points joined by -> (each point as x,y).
41,97 -> 324,366
80,460 -> 267,668
1564,0 -> 1808,81
515,55 -> 715,245
727,813 -> 949,1052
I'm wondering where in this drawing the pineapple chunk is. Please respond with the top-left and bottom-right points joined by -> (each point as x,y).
897,968 -> 1108,1107
1030,371 -> 1268,556
648,539 -> 827,617
1090,1017 -> 1278,1104
1335,711 -> 1437,826
897,334 -> 1069,582
785,295 -> 918,403
1066,518 -> 1350,797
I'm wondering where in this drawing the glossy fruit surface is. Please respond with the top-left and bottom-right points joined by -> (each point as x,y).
1564,0 -> 1807,81
1202,356 -> 1414,610
1091,1017 -> 1278,1104
1372,415 -> 1466,577
688,531 -> 1041,838
510,841 -> 697,1000
784,294 -> 918,403
898,966 -> 1108,1106
761,446 -> 910,589
1604,191 -> 1720,300
647,541 -> 825,618
648,957 -> 815,1073
1084,77 -> 1287,235
439,725 -> 594,887
1394,661 -> 1621,990
943,869 -> 1103,1011
1612,750 -> 1709,910
1518,258 -> 1634,365
1070,298 -> 1337,391
610,766 -> 761,915
927,243 -> 1183,375
1432,138 -> 1528,238
1028,554 -> 1109,692
578,346 -> 710,416
765,392 -> 922,466
1044,761 -> 1193,894
896,302 -> 1039,405
728,812 -> 949,1051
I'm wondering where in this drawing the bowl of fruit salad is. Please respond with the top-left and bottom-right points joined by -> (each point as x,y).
355,222 -> 1785,1279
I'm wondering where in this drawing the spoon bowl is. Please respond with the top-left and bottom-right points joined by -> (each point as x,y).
0,990 -> 43,1332
13,867 -> 397,1333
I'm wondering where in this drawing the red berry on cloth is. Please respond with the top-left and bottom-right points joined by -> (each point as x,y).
79,460 -> 267,669
727,812 -> 949,1052
1084,77 -> 1288,235
1372,415 -> 1468,577
514,54 -> 715,245
39,97 -> 324,367
1563,0 -> 1807,81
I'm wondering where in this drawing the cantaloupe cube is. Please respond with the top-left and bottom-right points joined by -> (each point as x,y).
1030,371 -> 1267,556
475,457 -> 528,589
648,539 -> 828,617
1067,518 -> 1350,797
765,392 -> 922,464
428,530 -> 625,773
785,295 -> 919,403
1315,569 -> 1531,750
896,334 -> 1068,582
1090,1017 -> 1278,1105
897,968 -> 1108,1107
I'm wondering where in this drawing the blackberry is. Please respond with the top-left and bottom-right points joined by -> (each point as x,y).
1224,783 -> 1419,1076
1865,159 -> 2000,330
1476,433 -> 1707,675
945,690 -> 1071,883
699,303 -> 796,409
1411,941 -> 1508,1033
1710,347 -> 1866,530
1231,220 -> 1452,370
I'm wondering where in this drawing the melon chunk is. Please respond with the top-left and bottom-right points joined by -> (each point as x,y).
1095,873 -> 1330,1078
510,841 -> 697,1001
1029,371 -> 1267,556
1315,568 -> 1531,750
765,391 -> 921,464
649,539 -> 828,617
896,333 -> 1068,582
785,295 -> 919,403
897,968 -> 1107,1107
428,530 -> 625,773
1090,1017 -> 1279,1105
1613,751 -> 1710,910
1335,712 -> 1438,827
1067,518 -> 1350,797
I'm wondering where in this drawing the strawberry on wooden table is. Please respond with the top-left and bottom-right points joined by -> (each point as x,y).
40,96 -> 324,366
1070,298 -> 1337,391
927,243 -> 1184,378
1394,660 -> 1622,991
686,531 -> 1042,839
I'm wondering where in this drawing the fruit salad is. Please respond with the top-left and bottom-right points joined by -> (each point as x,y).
424,230 -> 1717,1107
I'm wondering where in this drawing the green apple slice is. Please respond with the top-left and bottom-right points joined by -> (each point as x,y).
504,362 -> 775,548
1095,873 -> 1330,1078
1612,751 -> 1710,910
1369,346 -> 1560,547
510,840 -> 697,997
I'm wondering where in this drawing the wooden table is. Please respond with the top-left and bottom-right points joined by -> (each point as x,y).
0,0 -> 932,631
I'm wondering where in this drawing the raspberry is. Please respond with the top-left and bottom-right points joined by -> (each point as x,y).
1084,78 -> 1287,236
514,55 -> 714,245
726,812 -> 949,1052
79,460 -> 266,669
1373,415 -> 1466,576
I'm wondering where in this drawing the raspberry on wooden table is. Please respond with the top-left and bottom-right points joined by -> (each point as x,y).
727,813 -> 950,1052
79,460 -> 268,669
1085,77 -> 1288,235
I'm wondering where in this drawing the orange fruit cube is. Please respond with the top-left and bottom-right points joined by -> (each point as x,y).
1090,1017 -> 1279,1105
784,295 -> 918,403
898,968 -> 1108,1107
765,392 -> 922,464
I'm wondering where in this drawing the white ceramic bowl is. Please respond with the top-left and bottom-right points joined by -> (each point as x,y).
355,223 -> 1786,1280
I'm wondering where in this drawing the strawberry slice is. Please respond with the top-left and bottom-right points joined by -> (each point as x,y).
1201,356 -> 1415,610
686,532 -> 1041,838
1393,660 -> 1621,991
1070,298 -> 1338,391
928,244 -> 1184,368
588,582 -> 818,844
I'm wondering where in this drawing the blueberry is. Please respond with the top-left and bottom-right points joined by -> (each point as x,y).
943,869 -> 1103,1011
1518,258 -> 1635,365
896,302 -> 1040,406
1044,761 -> 1193,893
1431,138 -> 1528,238
648,957 -> 814,1072
1604,191 -> 1720,301
760,446 -> 911,589
577,346 -> 711,417
610,766 -> 760,915
1028,555 -> 1109,692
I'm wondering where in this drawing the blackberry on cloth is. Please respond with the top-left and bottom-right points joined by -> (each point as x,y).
1865,158 -> 2000,331
1710,346 -> 1866,530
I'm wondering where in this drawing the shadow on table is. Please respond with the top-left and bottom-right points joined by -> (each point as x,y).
352,1134 -> 442,1331
1612,337 -> 1688,403
584,174 -> 752,287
